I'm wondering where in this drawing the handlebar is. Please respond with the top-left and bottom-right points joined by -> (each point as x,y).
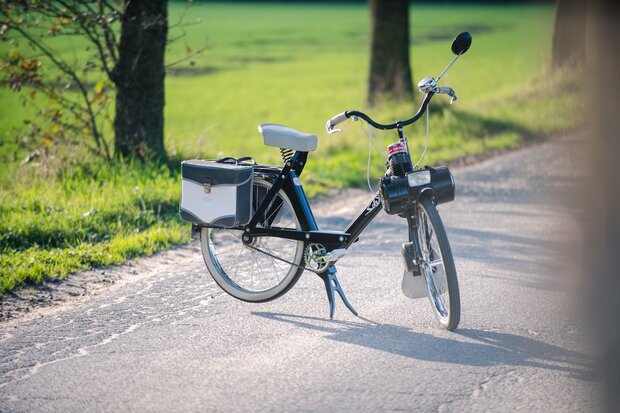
326,86 -> 457,133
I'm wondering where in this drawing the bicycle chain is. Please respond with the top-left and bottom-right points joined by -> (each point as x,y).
243,243 -> 324,275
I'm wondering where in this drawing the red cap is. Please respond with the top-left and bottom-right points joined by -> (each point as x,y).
387,142 -> 407,156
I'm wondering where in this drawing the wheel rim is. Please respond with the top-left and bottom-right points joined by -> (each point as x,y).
201,179 -> 304,301
418,203 -> 451,323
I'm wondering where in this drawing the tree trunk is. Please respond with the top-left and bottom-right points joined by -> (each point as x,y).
113,0 -> 167,160
588,1 -> 620,412
367,0 -> 413,106
551,0 -> 587,69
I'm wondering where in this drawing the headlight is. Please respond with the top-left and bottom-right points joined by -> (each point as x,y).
407,170 -> 431,187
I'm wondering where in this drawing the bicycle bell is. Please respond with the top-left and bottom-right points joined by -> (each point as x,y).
418,76 -> 437,93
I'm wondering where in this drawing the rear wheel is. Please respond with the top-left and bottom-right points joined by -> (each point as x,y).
413,197 -> 460,330
200,178 -> 305,302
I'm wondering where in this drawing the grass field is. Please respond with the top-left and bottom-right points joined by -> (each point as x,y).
0,2 -> 581,294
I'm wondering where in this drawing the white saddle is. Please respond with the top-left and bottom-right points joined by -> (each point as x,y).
258,123 -> 318,152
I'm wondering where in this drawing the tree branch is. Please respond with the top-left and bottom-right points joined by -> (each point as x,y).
97,0 -> 119,63
7,19 -> 109,159
55,0 -> 115,80
164,46 -> 209,69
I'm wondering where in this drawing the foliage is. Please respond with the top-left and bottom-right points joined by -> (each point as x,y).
0,1 -> 205,162
0,0 -> 120,160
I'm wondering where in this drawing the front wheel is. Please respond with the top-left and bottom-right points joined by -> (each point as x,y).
413,197 -> 460,330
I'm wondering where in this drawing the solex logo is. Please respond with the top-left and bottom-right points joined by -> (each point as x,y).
365,195 -> 381,215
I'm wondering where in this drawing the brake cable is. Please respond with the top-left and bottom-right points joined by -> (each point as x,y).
414,104 -> 430,169
359,119 -> 385,193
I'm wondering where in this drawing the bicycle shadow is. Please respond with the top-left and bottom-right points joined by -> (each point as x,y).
252,311 -> 594,380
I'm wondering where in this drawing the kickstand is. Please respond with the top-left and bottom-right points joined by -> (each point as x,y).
318,265 -> 358,319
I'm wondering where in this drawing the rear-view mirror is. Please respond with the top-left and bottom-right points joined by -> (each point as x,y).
451,32 -> 472,55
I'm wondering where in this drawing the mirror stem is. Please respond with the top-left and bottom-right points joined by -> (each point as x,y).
436,54 -> 461,83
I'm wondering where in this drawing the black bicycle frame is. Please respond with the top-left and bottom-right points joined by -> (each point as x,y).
243,150 -> 383,252
242,92 -> 441,251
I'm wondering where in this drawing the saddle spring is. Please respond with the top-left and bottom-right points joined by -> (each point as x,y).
280,148 -> 295,162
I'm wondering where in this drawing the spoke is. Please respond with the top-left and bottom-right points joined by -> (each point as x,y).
265,200 -> 283,223
269,257 -> 282,281
269,242 -> 296,252
267,251 -> 284,282
249,251 -> 263,290
418,212 -> 429,256
249,251 -> 256,289
226,229 -> 244,237
426,268 -> 448,318
260,245 -> 296,255
426,225 -> 433,245
214,248 -> 242,257
212,235 -> 247,268
438,278 -> 448,296
263,244 -> 290,281
232,246 -> 246,280
251,251 -> 272,291
430,243 -> 443,263
203,179 -> 302,298
215,229 -> 243,240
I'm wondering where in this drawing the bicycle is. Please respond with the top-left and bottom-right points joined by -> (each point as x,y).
183,32 -> 472,331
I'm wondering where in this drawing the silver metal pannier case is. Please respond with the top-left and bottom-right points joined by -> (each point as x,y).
179,160 -> 253,227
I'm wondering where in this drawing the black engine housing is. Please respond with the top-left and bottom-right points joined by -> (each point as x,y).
380,166 -> 455,215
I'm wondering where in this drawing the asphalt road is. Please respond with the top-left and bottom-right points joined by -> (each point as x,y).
0,135 -> 596,412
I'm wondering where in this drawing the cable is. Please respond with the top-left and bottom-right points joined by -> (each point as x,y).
360,120 -> 385,192
367,135 -> 373,192
414,104 -> 430,169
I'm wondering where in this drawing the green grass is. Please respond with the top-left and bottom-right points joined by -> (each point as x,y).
0,160 -> 190,292
0,2 -> 582,294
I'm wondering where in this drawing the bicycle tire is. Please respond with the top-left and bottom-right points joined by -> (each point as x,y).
200,178 -> 305,302
412,197 -> 460,330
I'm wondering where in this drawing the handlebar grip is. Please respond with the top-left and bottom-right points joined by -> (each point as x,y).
435,87 -> 457,103
326,111 -> 349,134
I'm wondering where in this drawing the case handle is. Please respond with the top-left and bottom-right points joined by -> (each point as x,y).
215,156 -> 257,165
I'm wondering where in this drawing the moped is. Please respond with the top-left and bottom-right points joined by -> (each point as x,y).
181,32 -> 472,330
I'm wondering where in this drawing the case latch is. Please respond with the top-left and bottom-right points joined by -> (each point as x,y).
203,179 -> 212,194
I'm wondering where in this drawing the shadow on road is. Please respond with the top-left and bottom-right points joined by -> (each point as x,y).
252,311 -> 593,380
446,225 -> 574,292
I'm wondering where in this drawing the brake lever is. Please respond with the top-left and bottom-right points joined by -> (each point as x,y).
326,112 -> 349,134
326,121 -> 342,135
434,87 -> 457,105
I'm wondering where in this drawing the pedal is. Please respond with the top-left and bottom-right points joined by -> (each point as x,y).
325,248 -> 347,264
